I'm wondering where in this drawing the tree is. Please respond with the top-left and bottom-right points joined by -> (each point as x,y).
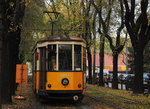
81,0 -> 93,84
92,10 -> 98,84
92,0 -> 127,89
91,0 -> 114,86
0,0 -> 4,107
128,41 -> 150,73
143,42 -> 150,72
20,0 -> 46,63
0,0 -> 26,104
123,0 -> 150,93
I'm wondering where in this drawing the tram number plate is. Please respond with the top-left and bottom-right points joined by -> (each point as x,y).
61,74 -> 70,77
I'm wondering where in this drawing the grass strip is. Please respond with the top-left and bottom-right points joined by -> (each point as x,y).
86,84 -> 150,109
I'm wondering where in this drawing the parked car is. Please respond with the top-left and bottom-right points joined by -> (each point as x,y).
125,73 -> 150,90
125,75 -> 134,90
103,73 -> 110,83
118,74 -> 128,83
109,73 -> 113,82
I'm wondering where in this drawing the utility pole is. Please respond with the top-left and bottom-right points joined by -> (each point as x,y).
126,44 -> 128,74
126,33 -> 128,74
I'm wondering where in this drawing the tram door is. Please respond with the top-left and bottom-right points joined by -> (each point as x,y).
39,47 -> 46,90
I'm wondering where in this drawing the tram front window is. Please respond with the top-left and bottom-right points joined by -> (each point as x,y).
74,45 -> 81,71
59,44 -> 72,71
48,45 -> 56,71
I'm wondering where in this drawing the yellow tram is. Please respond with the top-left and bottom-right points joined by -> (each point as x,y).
32,35 -> 86,101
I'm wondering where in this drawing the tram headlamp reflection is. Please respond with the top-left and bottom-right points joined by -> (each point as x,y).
62,78 -> 69,86
48,84 -> 51,88
78,84 -> 81,88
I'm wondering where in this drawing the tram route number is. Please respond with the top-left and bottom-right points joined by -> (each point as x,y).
61,73 -> 70,77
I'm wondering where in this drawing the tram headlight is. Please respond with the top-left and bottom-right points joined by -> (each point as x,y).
78,84 -> 81,88
61,78 -> 69,86
48,84 -> 51,88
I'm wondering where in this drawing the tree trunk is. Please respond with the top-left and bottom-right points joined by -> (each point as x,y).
0,37 -> 2,108
9,34 -> 17,95
92,45 -> 96,84
112,52 -> 118,89
99,36 -> 105,86
133,47 -> 144,93
87,47 -> 92,84
0,5 -> 3,107
1,39 -> 12,104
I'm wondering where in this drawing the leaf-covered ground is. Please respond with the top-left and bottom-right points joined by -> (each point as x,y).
2,83 -> 112,109
86,84 -> 150,109
3,83 -> 150,109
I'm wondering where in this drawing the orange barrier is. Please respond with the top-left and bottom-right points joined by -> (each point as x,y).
15,64 -> 28,99
16,64 -> 28,84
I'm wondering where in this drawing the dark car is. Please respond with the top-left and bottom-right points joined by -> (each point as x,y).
125,74 -> 149,90
118,74 -> 128,83
125,75 -> 134,90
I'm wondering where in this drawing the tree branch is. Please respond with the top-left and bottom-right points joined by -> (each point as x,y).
130,0 -> 135,28
123,0 -> 130,14
116,0 -> 124,46
105,0 -> 114,29
141,0 -> 148,14
135,14 -> 142,33
123,0 -> 137,47
105,34 -> 115,50
91,0 -> 100,13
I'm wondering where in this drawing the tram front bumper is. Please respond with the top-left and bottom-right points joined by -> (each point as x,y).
38,89 -> 84,100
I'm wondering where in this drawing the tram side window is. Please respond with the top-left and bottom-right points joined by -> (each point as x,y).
48,45 -> 56,71
83,47 -> 86,72
33,53 -> 35,71
59,44 -> 72,71
74,45 -> 81,71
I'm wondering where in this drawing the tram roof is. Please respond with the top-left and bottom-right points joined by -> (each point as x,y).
37,35 -> 86,43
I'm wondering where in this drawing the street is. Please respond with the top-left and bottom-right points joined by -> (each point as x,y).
104,82 -> 126,90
